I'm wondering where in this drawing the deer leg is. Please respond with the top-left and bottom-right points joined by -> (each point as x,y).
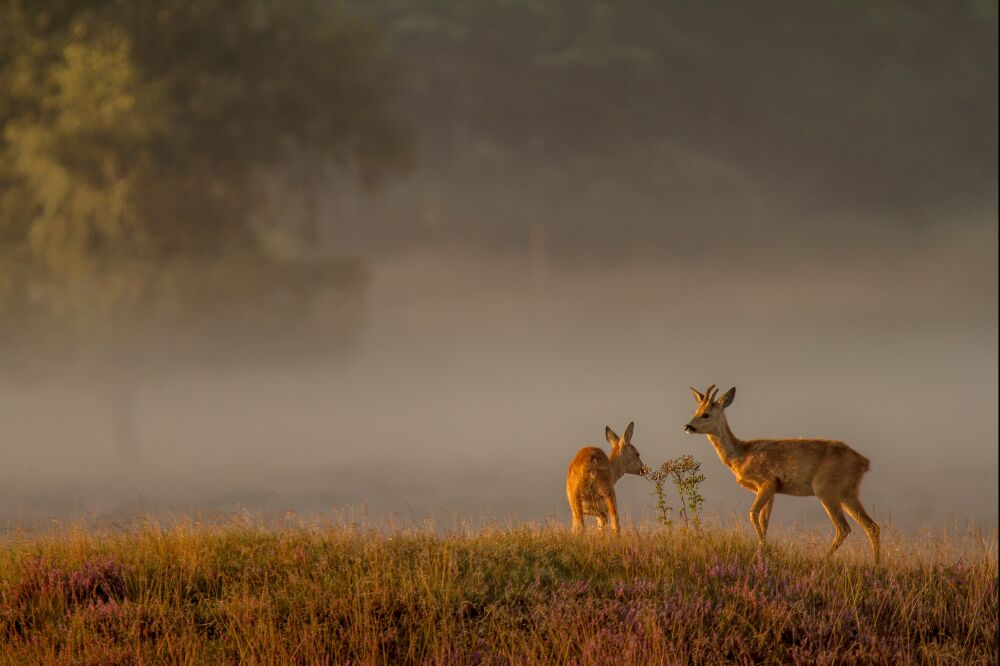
749,481 -> 777,543
568,491 -> 585,534
601,491 -> 620,535
595,513 -> 607,530
818,496 -> 851,558
760,497 -> 775,539
843,497 -> 881,564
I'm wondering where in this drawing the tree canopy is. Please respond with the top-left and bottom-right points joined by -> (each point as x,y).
1,0 -> 409,365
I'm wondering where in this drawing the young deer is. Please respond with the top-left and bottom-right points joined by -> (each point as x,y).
566,422 -> 647,534
684,385 -> 880,562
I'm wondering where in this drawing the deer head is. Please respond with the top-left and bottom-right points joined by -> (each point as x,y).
683,385 -> 735,435
606,421 -> 646,476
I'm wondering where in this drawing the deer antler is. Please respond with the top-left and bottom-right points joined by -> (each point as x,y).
703,385 -> 716,404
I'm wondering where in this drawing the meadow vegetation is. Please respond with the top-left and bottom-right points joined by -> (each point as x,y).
0,516 -> 995,664
647,455 -> 706,530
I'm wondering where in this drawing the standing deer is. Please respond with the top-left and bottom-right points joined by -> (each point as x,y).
567,422 -> 647,534
684,385 -> 880,562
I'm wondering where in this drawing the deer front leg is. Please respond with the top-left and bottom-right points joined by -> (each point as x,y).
759,497 -> 774,539
749,480 -> 777,543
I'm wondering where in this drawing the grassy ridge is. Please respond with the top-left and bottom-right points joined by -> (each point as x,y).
1,519 -> 996,664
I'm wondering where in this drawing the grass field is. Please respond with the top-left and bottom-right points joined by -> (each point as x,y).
0,516 -> 996,665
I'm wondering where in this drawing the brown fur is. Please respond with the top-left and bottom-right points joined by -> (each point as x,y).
684,385 -> 880,562
566,422 -> 646,534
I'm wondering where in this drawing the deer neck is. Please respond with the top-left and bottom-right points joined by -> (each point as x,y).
707,417 -> 745,469
608,448 -> 627,484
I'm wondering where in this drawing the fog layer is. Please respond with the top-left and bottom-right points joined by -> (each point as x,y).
3,222 -> 996,529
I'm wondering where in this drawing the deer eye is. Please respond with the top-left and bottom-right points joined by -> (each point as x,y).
701,413 -> 710,419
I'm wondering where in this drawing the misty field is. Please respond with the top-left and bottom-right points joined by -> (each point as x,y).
0,518 -> 996,665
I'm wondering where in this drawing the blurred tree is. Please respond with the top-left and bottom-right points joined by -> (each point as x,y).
346,0 -> 997,251
0,0 -> 409,459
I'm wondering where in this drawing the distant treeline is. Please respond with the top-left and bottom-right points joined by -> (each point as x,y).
342,0 -> 997,250
1,0 -> 997,355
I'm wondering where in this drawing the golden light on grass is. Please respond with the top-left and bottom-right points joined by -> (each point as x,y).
0,515 -> 995,664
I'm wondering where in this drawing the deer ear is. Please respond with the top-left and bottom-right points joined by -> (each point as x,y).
605,426 -> 620,447
690,387 -> 705,404
719,387 -> 736,408
623,421 -> 634,443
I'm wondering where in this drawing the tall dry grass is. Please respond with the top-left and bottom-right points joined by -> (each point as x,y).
0,515 -> 996,664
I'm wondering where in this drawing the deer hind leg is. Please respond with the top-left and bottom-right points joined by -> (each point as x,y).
749,481 -> 777,543
568,490 -> 585,534
843,496 -> 881,564
818,496 -> 851,558
601,490 -> 620,535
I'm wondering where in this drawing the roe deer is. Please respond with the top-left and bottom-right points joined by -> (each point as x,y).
567,422 -> 647,534
684,385 -> 880,562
